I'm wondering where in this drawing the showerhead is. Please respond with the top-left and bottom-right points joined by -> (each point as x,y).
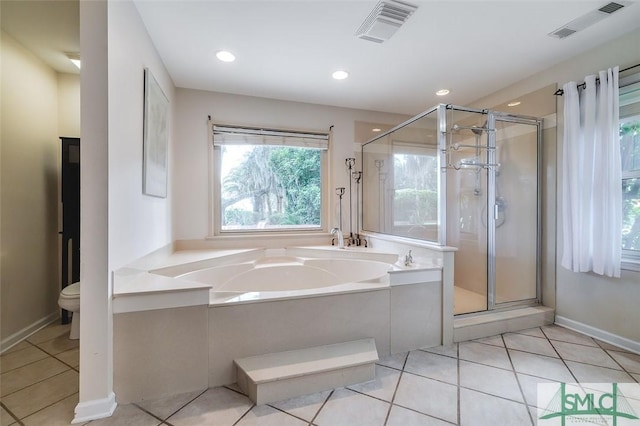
451,121 -> 488,134
470,126 -> 484,136
471,120 -> 488,135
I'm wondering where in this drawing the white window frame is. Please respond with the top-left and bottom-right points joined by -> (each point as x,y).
620,74 -> 640,271
208,122 -> 330,237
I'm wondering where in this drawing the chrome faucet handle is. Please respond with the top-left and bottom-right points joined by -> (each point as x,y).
404,250 -> 413,266
330,228 -> 345,249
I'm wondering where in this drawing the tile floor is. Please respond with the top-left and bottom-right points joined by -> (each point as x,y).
2,322 -> 640,425
1,322 -> 79,426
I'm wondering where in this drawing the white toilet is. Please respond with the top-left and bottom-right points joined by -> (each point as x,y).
58,282 -> 80,340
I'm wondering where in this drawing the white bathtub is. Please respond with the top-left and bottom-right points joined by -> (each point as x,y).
180,257 -> 392,290
113,245 -> 446,399
158,248 -> 401,305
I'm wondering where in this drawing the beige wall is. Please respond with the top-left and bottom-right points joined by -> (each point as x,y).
471,27 -> 640,344
173,89 -> 409,240
1,31 -> 61,346
108,1 -> 174,270
73,0 -> 176,415
58,73 -> 81,138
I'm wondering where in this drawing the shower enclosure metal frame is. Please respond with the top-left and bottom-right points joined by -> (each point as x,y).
489,111 -> 542,310
441,105 -> 543,311
361,103 -> 543,312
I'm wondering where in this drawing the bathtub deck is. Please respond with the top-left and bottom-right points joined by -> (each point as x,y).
112,245 -> 447,403
234,338 -> 378,405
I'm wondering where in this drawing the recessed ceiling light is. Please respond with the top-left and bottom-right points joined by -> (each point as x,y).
372,128 -> 381,132
507,101 -> 522,107
216,50 -> 236,62
436,89 -> 450,96
332,70 -> 349,80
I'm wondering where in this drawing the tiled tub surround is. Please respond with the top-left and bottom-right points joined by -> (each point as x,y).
113,246 -> 445,404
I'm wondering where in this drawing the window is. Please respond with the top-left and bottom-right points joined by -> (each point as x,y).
391,141 -> 438,238
620,78 -> 640,264
211,124 -> 329,233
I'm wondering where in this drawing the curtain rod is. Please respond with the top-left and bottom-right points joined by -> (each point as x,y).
553,63 -> 640,96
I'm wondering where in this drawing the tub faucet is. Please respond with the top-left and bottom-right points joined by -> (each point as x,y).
404,250 -> 413,266
331,228 -> 345,249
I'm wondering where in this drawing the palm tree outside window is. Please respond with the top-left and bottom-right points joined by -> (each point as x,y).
211,124 -> 329,233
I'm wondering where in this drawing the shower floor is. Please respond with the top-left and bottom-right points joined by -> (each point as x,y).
454,285 -> 527,315
454,285 -> 487,315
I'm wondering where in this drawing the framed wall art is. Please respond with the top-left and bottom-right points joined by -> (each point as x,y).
142,67 -> 169,198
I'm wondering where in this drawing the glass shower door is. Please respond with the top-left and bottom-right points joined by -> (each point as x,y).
491,116 -> 541,307
447,109 -> 489,315
449,159 -> 489,314
447,109 -> 541,314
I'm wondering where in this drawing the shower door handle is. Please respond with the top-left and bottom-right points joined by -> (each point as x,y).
494,204 -> 499,220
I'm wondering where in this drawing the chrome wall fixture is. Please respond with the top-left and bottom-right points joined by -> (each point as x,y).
352,171 -> 367,246
446,123 -> 500,170
345,157 -> 356,241
374,159 -> 386,231
338,158 -> 367,247
336,187 -> 345,230
361,103 -> 543,313
333,187 -> 346,247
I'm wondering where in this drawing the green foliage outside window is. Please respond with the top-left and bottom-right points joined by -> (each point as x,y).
393,152 -> 438,227
393,188 -> 438,224
221,146 -> 321,230
621,120 -> 640,251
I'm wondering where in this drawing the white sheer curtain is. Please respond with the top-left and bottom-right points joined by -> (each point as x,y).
561,66 -> 622,277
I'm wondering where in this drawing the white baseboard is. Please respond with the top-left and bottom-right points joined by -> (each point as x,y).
0,312 -> 60,354
72,392 -> 117,424
555,315 -> 640,354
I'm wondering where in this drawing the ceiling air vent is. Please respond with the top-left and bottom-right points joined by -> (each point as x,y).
548,1 -> 630,39
552,28 -> 578,39
355,0 -> 418,43
599,2 -> 625,14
